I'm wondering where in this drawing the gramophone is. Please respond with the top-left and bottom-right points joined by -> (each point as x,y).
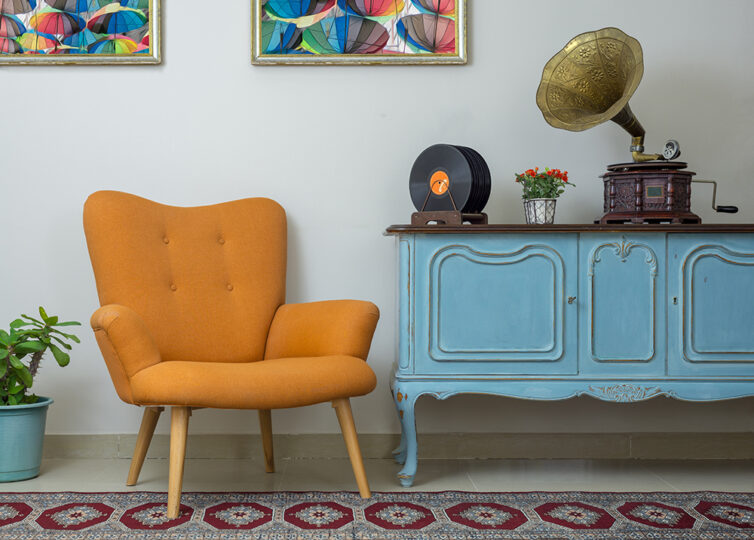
536,27 -> 738,223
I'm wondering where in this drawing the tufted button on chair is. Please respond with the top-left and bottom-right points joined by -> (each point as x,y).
83,191 -> 379,518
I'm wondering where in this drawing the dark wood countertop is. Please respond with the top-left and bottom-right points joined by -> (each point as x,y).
385,223 -> 754,235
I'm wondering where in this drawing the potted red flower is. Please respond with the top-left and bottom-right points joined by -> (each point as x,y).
515,167 -> 574,224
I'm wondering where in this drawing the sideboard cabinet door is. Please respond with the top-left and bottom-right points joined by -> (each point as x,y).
579,234 -> 666,376
412,234 -> 578,375
668,234 -> 754,376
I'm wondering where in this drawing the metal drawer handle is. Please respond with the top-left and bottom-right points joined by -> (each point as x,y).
568,296 -> 576,304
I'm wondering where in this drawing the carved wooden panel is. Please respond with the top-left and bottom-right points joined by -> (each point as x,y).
409,235 -> 579,375
429,244 -> 564,360
682,245 -> 754,361
587,236 -> 659,362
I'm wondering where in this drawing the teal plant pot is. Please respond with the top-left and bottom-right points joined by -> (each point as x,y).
0,397 -> 52,482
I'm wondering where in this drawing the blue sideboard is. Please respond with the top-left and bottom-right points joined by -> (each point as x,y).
386,224 -> 754,487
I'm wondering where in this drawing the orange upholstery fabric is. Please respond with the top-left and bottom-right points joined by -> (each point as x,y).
129,356 -> 376,409
265,300 -> 379,361
91,304 -> 162,404
84,191 -> 287,365
83,191 -> 379,409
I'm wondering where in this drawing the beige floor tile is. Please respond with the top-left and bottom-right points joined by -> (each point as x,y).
142,458 -> 285,492
641,460 -> 754,492
280,458 -> 476,492
2,458 -> 751,495
464,459 -> 675,492
1,459 -> 124,492
0,458 -> 283,493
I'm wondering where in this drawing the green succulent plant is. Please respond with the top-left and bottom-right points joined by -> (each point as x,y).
0,307 -> 80,406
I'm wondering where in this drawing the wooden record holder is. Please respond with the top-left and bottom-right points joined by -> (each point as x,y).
412,183 -> 488,226
411,211 -> 488,226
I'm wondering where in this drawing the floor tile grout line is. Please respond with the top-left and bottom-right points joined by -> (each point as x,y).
638,462 -> 681,493
460,462 -> 481,492
275,456 -> 290,491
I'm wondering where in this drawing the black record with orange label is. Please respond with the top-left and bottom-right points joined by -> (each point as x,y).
409,144 -> 491,213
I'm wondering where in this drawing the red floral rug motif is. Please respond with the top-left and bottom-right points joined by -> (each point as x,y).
446,502 -> 527,530
364,501 -> 435,529
204,502 -> 273,530
36,503 -> 113,531
284,501 -> 353,530
536,501 -> 615,529
0,503 -> 32,528
695,501 -> 754,529
119,502 -> 193,530
618,501 -> 696,529
0,491 -> 752,539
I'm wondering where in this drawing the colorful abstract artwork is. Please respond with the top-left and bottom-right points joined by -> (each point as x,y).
253,0 -> 466,64
0,0 -> 159,64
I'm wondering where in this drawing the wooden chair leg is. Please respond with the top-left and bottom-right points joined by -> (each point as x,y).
332,398 -> 371,498
126,406 -> 163,486
167,406 -> 190,519
258,409 -> 275,473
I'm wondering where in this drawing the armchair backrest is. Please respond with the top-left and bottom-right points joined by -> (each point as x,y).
84,191 -> 286,363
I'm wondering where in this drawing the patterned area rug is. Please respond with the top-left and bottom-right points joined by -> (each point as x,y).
0,491 -> 752,539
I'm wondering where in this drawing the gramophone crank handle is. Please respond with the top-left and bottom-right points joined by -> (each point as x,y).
692,180 -> 740,213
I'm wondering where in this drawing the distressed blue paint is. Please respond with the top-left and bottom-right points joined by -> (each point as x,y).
669,234 -> 754,375
391,231 -> 754,487
690,257 -> 754,351
413,234 -> 578,375
581,234 -> 666,376
434,246 -> 558,354
398,237 -> 414,372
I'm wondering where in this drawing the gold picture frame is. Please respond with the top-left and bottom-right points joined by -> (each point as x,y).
0,0 -> 160,65
252,0 -> 466,65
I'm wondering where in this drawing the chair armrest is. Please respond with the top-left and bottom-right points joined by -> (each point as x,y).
91,304 -> 162,404
264,300 -> 379,360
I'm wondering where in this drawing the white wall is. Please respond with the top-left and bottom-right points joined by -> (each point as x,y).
1,0 -> 753,436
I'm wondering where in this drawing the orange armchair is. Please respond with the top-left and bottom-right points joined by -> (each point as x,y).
83,191 -> 379,517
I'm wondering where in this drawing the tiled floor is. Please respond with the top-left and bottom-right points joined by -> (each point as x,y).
2,458 -> 753,493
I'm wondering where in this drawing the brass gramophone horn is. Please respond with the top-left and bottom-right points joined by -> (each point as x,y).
536,27 -> 674,162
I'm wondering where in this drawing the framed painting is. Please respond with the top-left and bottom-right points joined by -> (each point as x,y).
0,0 -> 160,64
252,0 -> 466,65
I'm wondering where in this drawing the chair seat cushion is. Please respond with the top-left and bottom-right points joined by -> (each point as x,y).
129,355 -> 377,409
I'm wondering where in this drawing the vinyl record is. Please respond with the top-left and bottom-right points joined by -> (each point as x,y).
454,145 -> 479,211
409,144 -> 491,214
456,145 -> 491,213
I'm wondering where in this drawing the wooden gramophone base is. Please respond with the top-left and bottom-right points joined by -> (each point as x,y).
597,211 -> 701,224
598,161 -> 701,224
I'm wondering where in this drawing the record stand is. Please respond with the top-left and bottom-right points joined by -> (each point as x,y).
411,211 -> 488,226
411,188 -> 488,225
409,144 -> 491,226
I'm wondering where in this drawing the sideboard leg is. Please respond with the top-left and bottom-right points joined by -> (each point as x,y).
396,394 -> 418,487
391,386 -> 407,465
392,429 -> 407,465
